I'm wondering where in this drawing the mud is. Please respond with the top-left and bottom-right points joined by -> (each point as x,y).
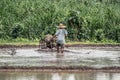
0,46 -> 120,71
0,66 -> 120,72
0,44 -> 120,49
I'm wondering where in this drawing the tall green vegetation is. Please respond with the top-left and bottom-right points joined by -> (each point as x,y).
0,0 -> 120,42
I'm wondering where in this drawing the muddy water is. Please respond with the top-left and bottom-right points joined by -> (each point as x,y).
0,71 -> 120,80
0,47 -> 120,68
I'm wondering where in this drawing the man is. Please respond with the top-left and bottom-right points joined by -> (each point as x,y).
54,23 -> 68,53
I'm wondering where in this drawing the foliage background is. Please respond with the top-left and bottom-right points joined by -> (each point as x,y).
0,0 -> 120,43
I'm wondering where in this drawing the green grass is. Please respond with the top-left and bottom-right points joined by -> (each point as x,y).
0,39 -> 38,45
0,39 -> 119,46
0,41 -> 38,45
67,41 -> 120,45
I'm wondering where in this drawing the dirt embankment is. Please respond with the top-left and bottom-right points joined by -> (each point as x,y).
0,66 -> 120,72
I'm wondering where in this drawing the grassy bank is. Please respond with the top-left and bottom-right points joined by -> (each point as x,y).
0,39 -> 38,45
0,39 -> 119,46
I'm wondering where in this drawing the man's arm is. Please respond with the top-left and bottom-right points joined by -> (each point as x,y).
65,30 -> 68,37
53,35 -> 56,38
53,30 -> 59,38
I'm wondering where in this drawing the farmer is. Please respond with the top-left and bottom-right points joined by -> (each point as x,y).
53,23 -> 68,53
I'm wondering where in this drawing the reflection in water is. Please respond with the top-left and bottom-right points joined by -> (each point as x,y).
67,74 -> 75,80
56,53 -> 65,67
0,72 -> 120,80
112,73 -> 120,80
96,72 -> 110,80
52,73 -> 62,80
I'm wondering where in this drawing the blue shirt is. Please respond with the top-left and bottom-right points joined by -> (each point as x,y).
55,29 -> 68,44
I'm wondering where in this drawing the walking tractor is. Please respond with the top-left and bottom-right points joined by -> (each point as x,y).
39,34 -> 56,51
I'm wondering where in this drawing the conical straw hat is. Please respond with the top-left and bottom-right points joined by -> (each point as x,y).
57,23 -> 66,28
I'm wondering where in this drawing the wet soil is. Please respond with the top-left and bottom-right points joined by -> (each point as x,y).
0,66 -> 120,72
0,44 -> 120,49
0,46 -> 120,71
